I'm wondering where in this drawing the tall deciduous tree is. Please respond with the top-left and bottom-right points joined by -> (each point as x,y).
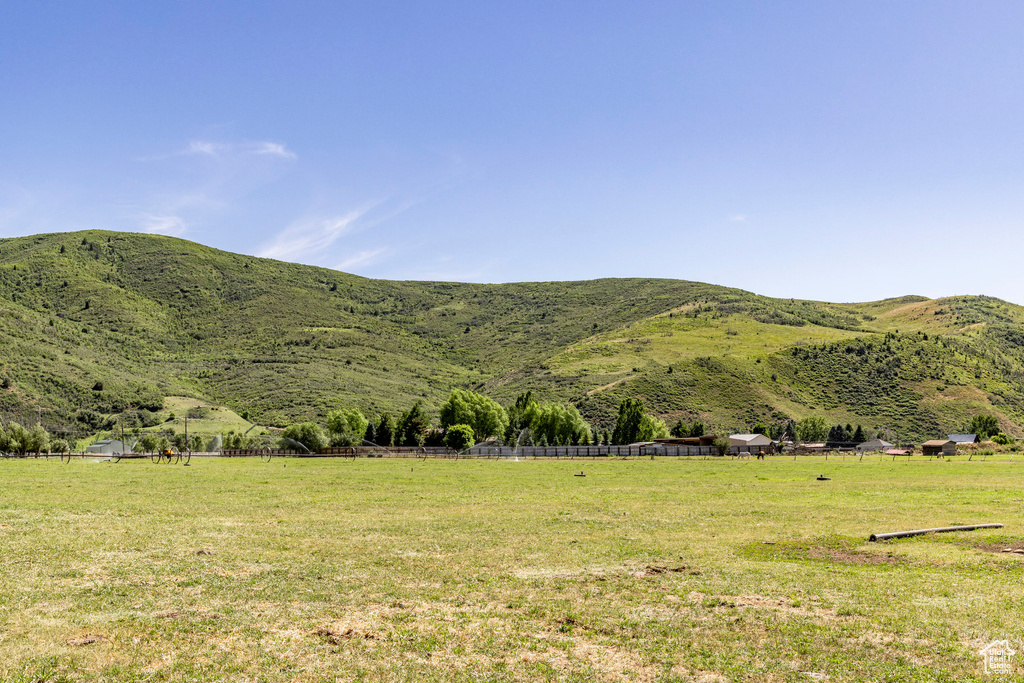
281,422 -> 328,452
326,408 -> 369,446
444,424 -> 475,451
5,422 -> 32,455
531,403 -> 591,445
138,434 -> 159,453
968,414 -> 1000,438
795,416 -> 828,443
505,391 -> 540,443
439,389 -> 508,441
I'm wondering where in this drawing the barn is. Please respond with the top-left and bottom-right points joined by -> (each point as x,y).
728,433 -> 774,455
921,439 -> 956,456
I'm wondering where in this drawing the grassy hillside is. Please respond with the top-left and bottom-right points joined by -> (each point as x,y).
1,230 -> 1023,442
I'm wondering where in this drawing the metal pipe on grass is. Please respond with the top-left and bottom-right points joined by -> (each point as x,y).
869,523 -> 1003,542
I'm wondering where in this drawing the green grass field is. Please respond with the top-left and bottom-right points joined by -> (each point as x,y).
1,456 -> 1023,681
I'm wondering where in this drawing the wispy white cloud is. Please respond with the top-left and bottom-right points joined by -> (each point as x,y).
336,248 -> 386,271
252,142 -> 297,160
257,210 -> 367,261
178,139 -> 297,161
141,214 -> 187,236
184,140 -> 226,157
729,214 -> 747,222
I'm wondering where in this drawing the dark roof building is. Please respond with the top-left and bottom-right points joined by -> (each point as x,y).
856,438 -> 894,451
922,439 -> 956,456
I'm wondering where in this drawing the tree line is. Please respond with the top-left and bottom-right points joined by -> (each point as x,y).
2,390 -> 1013,455
277,390 -> 674,453
0,422 -> 63,456
274,391 -> 1018,453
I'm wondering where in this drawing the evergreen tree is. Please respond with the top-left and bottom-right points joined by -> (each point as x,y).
376,413 -> 396,447
397,401 -> 430,447
826,424 -> 850,448
611,398 -> 669,444
852,425 -> 866,443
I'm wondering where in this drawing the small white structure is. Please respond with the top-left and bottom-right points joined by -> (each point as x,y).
84,439 -> 133,455
856,438 -> 894,451
729,434 -> 772,448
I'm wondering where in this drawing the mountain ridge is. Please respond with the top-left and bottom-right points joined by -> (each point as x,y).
1,230 -> 1022,442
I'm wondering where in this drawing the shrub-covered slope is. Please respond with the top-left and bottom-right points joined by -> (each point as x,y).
1,230 -> 1023,441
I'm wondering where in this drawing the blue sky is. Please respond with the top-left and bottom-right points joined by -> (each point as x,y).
3,2 -> 1024,303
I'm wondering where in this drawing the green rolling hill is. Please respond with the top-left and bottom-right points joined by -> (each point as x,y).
1,230 -> 1023,442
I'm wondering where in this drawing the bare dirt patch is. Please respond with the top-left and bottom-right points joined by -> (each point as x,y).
152,610 -> 185,619
315,624 -> 381,643
804,546 -> 901,565
975,540 -> 1024,555
629,565 -> 699,578
66,634 -> 107,647
688,592 -> 837,619
742,537 -> 904,566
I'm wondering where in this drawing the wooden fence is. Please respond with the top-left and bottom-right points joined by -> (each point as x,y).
219,444 -> 769,458
462,444 -> 770,457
